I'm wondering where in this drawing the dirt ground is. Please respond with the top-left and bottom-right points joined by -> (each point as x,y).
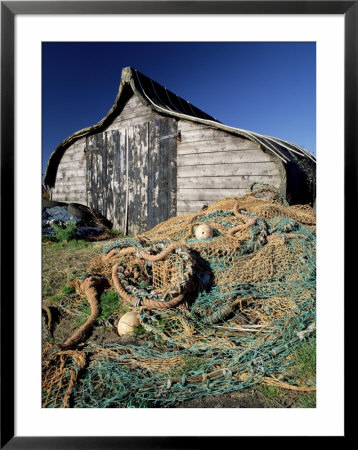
42,239 -> 316,409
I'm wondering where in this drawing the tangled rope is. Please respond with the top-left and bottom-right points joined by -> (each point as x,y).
112,263 -> 186,309
43,187 -> 316,408
228,202 -> 257,237
61,276 -> 107,350
108,242 -> 195,309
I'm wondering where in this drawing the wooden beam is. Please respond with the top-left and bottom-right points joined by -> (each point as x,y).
177,188 -> 247,202
177,175 -> 282,189
177,162 -> 280,178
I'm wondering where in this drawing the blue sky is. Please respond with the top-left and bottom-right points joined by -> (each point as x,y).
42,42 -> 316,176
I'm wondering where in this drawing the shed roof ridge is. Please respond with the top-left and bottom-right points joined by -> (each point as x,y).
127,66 -> 218,122
44,66 -> 315,187
127,67 -> 315,163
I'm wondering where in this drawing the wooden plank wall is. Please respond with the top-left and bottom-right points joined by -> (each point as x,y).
51,96 -> 177,234
51,137 -> 87,204
176,120 -> 285,214
51,96 -> 286,230
147,117 -> 177,230
106,96 -> 158,131
84,96 -> 178,234
52,96 -> 151,205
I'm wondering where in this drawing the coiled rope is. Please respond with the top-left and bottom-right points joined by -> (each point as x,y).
61,276 -> 106,349
111,243 -> 191,309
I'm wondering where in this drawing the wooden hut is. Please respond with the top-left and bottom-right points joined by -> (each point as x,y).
44,67 -> 316,234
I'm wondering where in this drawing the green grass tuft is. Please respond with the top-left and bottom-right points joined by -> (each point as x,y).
50,221 -> 78,242
181,356 -> 204,374
258,385 -> 286,400
292,336 -> 316,380
298,393 -> 316,408
44,240 -> 91,251
109,229 -> 125,238
99,290 -> 121,320
163,355 -> 209,379
74,290 -> 125,325
133,325 -> 146,337
62,285 -> 75,295
48,294 -> 63,304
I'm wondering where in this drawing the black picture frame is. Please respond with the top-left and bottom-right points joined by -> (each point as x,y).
1,1 -> 352,447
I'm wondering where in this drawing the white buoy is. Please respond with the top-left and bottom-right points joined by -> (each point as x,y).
117,311 -> 140,336
195,224 -> 214,240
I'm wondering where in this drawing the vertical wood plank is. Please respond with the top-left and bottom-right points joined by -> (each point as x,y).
141,122 -> 149,232
127,124 -> 149,235
158,118 -> 168,223
166,119 -> 177,220
96,133 -> 103,213
140,123 -> 149,232
102,132 -> 108,218
157,118 -> 178,223
81,109 -> 177,233
112,130 -> 122,230
119,128 -> 127,232
85,137 -> 91,207
127,126 -> 135,234
105,131 -> 114,223
147,120 -> 160,229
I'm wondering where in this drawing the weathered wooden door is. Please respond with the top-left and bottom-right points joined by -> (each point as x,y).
86,118 -> 177,235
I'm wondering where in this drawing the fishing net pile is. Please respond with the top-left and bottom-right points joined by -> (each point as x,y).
42,186 -> 316,408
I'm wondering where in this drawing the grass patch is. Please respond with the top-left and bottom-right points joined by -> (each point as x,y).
73,301 -> 91,325
181,356 -> 205,374
298,393 -> 316,408
117,298 -> 130,316
257,384 -> 316,408
256,337 -> 316,408
258,385 -> 284,397
99,291 -> 121,320
42,240 -> 100,299
50,221 -> 78,242
44,275 -> 77,308
165,356 -> 208,379
43,240 -> 91,252
292,336 -> 316,380
62,285 -> 75,295
48,294 -> 63,304
98,326 -> 114,334
133,325 -> 146,337
73,290 -> 124,326
257,385 -> 287,407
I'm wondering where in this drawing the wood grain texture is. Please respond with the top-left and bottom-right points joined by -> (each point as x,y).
177,175 -> 282,189
176,120 -> 285,214
52,95 -> 287,228
83,102 -> 178,233
177,140 -> 259,154
177,162 -> 280,178
52,138 -> 86,203
177,188 -> 247,202
178,127 -> 251,144
178,149 -> 271,162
